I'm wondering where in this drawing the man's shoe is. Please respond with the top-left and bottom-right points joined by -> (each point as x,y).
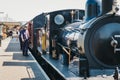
23,53 -> 25,56
24,54 -> 29,56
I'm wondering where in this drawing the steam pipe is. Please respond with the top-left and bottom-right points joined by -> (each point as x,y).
85,0 -> 114,21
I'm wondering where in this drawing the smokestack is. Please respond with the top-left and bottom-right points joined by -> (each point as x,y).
101,0 -> 114,15
85,0 -> 99,21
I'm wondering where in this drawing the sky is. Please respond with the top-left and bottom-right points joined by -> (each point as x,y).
0,0 -> 120,22
0,0 -> 85,21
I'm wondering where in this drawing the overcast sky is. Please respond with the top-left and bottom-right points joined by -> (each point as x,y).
0,0 -> 120,22
0,0 -> 85,21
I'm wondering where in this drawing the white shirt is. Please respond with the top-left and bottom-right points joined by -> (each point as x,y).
21,29 -> 29,41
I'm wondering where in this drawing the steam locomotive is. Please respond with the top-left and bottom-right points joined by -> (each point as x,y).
24,0 -> 120,79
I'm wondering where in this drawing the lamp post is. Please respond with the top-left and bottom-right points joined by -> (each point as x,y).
0,12 -> 4,47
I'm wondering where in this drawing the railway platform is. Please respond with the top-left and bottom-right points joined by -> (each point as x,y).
0,37 -> 50,80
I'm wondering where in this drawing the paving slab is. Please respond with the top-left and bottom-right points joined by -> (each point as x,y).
0,37 -> 50,80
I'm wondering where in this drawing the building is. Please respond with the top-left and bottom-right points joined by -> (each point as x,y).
0,22 -> 21,39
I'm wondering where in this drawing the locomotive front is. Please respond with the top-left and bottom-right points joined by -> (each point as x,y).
77,0 -> 120,68
78,15 -> 120,68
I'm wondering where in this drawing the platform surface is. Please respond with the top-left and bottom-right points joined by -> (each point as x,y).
0,37 -> 50,80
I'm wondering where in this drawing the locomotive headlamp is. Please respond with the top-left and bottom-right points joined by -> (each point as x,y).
54,14 -> 64,25
113,0 -> 119,13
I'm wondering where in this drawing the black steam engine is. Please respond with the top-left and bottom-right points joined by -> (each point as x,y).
77,0 -> 120,68
28,0 -> 120,79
